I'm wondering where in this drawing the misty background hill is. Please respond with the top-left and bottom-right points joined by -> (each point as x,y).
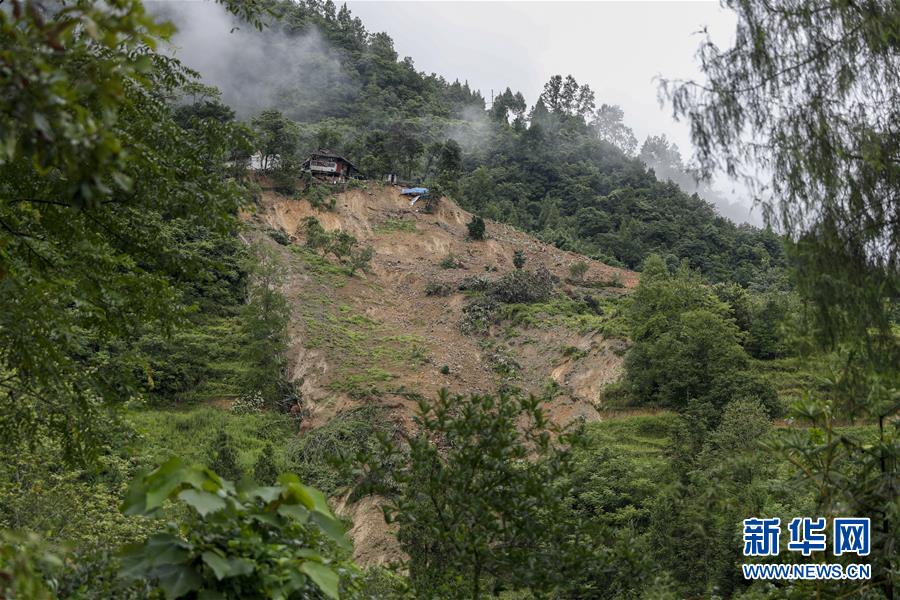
149,0 -> 782,285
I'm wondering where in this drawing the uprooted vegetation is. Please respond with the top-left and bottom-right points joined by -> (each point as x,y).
300,216 -> 372,275
458,266 -> 628,338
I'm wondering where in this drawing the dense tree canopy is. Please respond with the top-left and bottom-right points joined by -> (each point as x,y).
226,0 -> 786,284
663,0 -> 899,369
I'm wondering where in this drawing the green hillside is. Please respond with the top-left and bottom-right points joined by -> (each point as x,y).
1,1 -> 896,599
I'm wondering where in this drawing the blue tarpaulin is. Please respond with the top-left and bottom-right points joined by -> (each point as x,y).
401,187 -> 428,195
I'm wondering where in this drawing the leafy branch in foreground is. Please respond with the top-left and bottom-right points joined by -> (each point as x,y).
120,458 -> 359,599
662,0 -> 899,371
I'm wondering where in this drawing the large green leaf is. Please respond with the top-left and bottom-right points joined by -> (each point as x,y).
179,489 -> 226,517
243,484 -> 282,504
282,479 -> 334,518
276,503 -> 310,523
300,561 -> 340,600
311,511 -> 351,551
154,563 -> 202,599
143,458 -> 189,513
119,534 -> 191,579
201,551 -> 255,580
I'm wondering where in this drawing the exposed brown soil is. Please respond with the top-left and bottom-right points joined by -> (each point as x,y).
244,183 -> 637,563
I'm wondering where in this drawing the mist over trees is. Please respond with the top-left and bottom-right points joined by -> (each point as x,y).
158,0 -> 781,282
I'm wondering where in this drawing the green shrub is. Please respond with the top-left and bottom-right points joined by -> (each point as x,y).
120,458 -> 358,600
460,296 -> 500,335
439,253 -> 462,269
569,260 -> 588,282
300,218 -> 372,276
306,183 -> 337,210
267,228 -> 291,246
512,249 -> 526,270
425,282 -> 452,297
467,215 -> 486,240
286,407 -> 393,496
457,275 -> 492,292
490,267 -> 554,304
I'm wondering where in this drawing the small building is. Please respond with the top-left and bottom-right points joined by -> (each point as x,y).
302,149 -> 361,182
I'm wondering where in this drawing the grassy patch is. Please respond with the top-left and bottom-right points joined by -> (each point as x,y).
750,356 -> 820,403
583,412 -> 677,456
498,294 -> 629,337
290,245 -> 349,286
375,218 -> 417,233
127,407 -> 296,474
300,301 -> 429,398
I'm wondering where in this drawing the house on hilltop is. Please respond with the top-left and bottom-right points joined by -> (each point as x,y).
302,149 -> 362,182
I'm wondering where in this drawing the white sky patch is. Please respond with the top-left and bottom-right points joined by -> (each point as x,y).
348,1 -> 761,224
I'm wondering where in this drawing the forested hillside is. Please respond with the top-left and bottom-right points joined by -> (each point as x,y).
165,0 -> 783,283
1,1 -> 896,599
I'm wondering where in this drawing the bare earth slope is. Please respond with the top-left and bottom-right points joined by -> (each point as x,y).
246,184 -> 636,563
251,184 -> 635,430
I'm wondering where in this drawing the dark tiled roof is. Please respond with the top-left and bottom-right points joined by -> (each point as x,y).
305,148 -> 358,170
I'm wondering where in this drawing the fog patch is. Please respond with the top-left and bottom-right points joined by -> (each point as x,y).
147,1 -> 358,120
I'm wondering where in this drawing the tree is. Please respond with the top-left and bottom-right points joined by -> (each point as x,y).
251,109 -> 298,171
490,88 -> 527,124
173,89 -> 237,130
303,217 -> 331,254
539,74 -> 595,119
385,121 -> 423,179
346,246 -> 373,276
664,6 -> 899,595
0,2 -> 254,462
625,256 -> 775,413
120,458 -> 357,600
209,432 -> 242,482
328,231 -> 357,263
662,0 -> 899,373
354,389 -> 592,599
651,398 -> 775,597
436,139 -> 462,177
466,215 -> 485,240
629,308 -> 749,409
512,249 -> 526,270
639,134 -> 686,183
239,244 -> 291,408
435,139 -> 463,197
253,443 -> 280,485
591,104 -> 638,156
